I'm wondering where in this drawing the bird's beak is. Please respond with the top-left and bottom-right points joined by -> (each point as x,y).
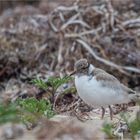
69,70 -> 76,76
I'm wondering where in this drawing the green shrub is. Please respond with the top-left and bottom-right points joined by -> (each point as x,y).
0,98 -> 55,124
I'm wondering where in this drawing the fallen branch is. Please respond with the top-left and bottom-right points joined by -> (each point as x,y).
76,39 -> 140,74
122,18 -> 140,28
65,27 -> 102,38
61,19 -> 90,30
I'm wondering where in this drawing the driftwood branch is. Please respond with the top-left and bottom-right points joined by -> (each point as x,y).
76,39 -> 140,74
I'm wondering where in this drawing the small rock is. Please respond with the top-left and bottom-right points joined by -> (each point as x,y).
1,123 -> 25,140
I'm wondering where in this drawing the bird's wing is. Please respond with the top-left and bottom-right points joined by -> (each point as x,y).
92,68 -> 123,89
92,68 -> 136,95
121,84 -> 136,94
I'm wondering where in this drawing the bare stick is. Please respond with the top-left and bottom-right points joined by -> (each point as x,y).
76,39 -> 140,74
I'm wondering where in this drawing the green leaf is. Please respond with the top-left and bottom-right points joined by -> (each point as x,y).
16,97 -> 55,119
48,75 -> 72,91
101,122 -> 114,138
31,76 -> 72,96
31,78 -> 48,90
120,110 -> 140,139
0,103 -> 20,123
0,97 -> 55,124
128,111 -> 140,136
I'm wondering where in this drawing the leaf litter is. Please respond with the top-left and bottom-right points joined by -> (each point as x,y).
0,0 -> 140,139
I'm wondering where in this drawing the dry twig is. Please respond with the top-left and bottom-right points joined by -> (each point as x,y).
76,39 -> 140,74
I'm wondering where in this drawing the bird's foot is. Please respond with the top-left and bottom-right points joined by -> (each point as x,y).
109,105 -> 113,120
101,107 -> 105,119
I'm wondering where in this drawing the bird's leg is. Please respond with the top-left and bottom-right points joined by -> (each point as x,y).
101,107 -> 105,119
108,105 -> 113,120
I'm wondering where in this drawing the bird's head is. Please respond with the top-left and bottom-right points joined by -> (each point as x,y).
70,59 -> 90,76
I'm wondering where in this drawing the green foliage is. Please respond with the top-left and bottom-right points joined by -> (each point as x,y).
0,75 -> 72,125
101,122 -> 114,138
31,78 -> 48,90
121,110 -> 140,139
47,75 -> 72,92
31,75 -> 72,100
62,86 -> 76,95
136,99 -> 140,106
0,76 -> 71,124
0,98 -> 55,124
0,102 -> 20,124
17,97 -> 55,123
17,98 -> 46,114
129,112 -> 140,137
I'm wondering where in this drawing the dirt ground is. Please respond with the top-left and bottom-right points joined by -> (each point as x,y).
0,0 -> 140,140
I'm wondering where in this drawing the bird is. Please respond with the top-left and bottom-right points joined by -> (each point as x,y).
70,58 -> 139,120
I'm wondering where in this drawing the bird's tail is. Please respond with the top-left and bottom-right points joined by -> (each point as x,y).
129,92 -> 140,103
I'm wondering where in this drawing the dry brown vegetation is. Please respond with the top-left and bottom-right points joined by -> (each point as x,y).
0,0 -> 140,140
